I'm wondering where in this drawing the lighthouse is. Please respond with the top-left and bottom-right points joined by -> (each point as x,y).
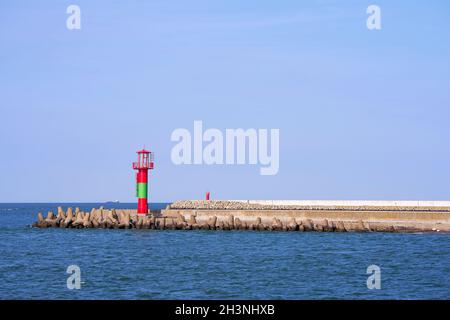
132,148 -> 154,216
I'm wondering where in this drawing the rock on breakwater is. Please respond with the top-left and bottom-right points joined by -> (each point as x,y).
32,201 -> 450,233
32,206 -> 176,230
162,200 -> 450,233
168,200 -> 450,212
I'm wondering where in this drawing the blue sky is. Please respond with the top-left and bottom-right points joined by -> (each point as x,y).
1,0 -> 450,202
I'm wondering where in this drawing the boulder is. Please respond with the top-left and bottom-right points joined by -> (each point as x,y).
191,223 -> 200,230
35,212 -> 47,228
302,219 -> 313,231
45,211 -> 57,227
257,222 -> 266,231
188,215 -> 197,226
62,208 -> 74,228
88,208 -> 96,221
200,221 -> 210,230
82,212 -> 91,228
72,211 -> 84,227
287,217 -> 298,231
91,219 -> 99,228
176,213 -> 186,223
350,220 -> 366,232
234,217 -> 242,230
120,211 -> 131,229
142,216 -> 151,229
334,221 -> 346,232
271,217 -> 282,231
150,216 -> 156,229
165,218 -> 174,229
136,216 -> 144,229
55,207 -> 66,226
45,211 -> 54,220
160,217 -> 166,230
228,215 -> 235,229
208,216 -> 217,229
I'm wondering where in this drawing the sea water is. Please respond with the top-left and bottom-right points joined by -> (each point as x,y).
0,203 -> 449,299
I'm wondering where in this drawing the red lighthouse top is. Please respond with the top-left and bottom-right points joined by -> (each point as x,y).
133,148 -> 154,170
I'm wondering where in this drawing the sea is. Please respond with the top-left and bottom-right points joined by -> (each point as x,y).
0,203 -> 449,299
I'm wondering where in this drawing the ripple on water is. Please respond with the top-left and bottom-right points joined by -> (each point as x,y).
0,205 -> 449,299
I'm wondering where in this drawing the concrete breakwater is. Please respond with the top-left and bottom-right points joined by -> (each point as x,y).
167,200 -> 450,212
162,200 -> 450,233
32,207 -> 139,229
32,200 -> 450,232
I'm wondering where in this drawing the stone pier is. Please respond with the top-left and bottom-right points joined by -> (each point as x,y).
32,200 -> 450,233
161,200 -> 450,233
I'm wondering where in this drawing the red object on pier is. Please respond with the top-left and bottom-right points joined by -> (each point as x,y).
206,192 -> 210,200
132,148 -> 154,215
